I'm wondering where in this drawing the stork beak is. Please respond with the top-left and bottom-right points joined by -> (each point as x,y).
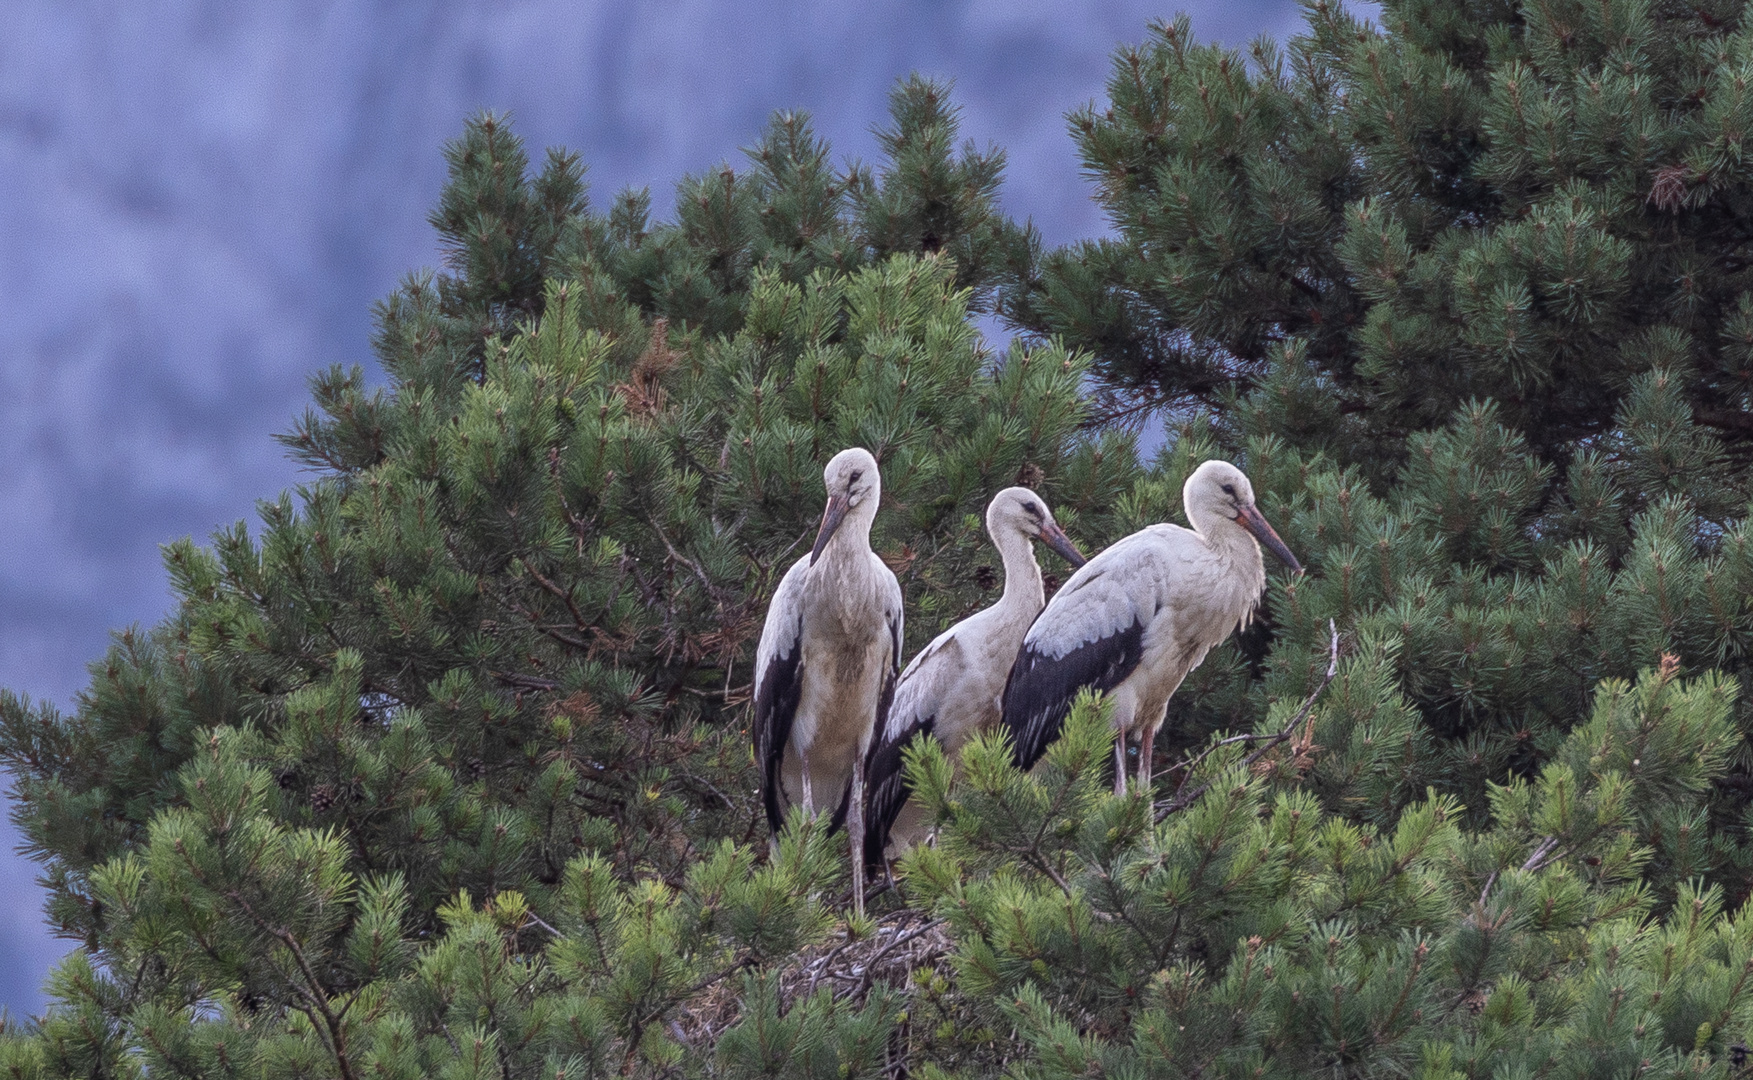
810,493 -> 851,566
1037,521 -> 1087,568
1236,504 -> 1303,574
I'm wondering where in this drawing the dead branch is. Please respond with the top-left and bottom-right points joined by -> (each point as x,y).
1521,836 -> 1560,873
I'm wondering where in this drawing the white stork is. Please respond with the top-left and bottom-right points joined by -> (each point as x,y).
1000,460 -> 1302,795
862,487 -> 1086,867
752,446 -> 902,917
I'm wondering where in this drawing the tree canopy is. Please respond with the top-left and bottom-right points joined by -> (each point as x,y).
7,1 -> 1753,1075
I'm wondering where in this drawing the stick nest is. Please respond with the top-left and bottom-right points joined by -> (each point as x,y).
672,907 -> 953,1049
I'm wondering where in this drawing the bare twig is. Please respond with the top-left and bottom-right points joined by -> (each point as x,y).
169,836 -> 362,1080
1472,835 -> 1562,916
854,919 -> 946,997
624,953 -> 757,1071
1155,619 -> 1341,822
649,515 -> 726,604
805,933 -> 866,1000
833,875 -> 896,911
524,912 -> 563,938
1521,836 -> 1560,873
1476,870 -> 1499,908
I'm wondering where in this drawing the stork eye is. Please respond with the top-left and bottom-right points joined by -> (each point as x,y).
1220,483 -> 1236,496
1024,502 -> 1044,520
849,470 -> 864,484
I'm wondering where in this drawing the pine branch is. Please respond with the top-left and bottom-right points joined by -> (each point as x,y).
1155,619 -> 1340,821
168,836 -> 363,1080
518,556 -> 596,638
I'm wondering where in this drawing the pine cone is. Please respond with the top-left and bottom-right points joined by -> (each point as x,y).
974,565 -> 998,590
310,784 -> 336,813
1015,462 -> 1045,489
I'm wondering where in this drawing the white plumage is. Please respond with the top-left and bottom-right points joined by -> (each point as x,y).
1000,460 -> 1302,795
862,487 -> 1085,867
752,447 -> 902,916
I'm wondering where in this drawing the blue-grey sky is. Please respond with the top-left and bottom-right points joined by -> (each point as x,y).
0,0 -> 1316,1013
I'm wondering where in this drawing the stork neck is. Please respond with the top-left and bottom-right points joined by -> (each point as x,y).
992,525 -> 1045,615
1188,505 -> 1259,564
821,500 -> 879,566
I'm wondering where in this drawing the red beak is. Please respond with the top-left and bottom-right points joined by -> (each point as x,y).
810,494 -> 850,566
1037,521 -> 1087,568
1236,504 -> 1302,573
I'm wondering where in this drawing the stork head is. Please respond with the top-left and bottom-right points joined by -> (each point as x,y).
1184,460 -> 1302,573
811,447 -> 882,565
988,487 -> 1086,567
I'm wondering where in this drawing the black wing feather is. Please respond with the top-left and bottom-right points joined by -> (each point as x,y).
1000,616 -> 1146,771
859,709 -> 935,871
754,638 -> 804,836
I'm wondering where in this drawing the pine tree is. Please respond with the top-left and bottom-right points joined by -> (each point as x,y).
995,0 -> 1753,875
1006,0 -> 1753,481
900,661 -> 1753,1076
0,91 -> 1137,1077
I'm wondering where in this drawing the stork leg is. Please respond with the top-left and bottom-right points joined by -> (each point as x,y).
1136,725 -> 1156,794
1113,734 -> 1128,797
800,750 -> 815,816
848,760 -> 867,919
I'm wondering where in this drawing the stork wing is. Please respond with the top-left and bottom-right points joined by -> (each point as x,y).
884,563 -> 904,681
753,556 -> 810,835
861,630 -> 963,867
874,557 -> 905,738
1000,552 -> 1154,771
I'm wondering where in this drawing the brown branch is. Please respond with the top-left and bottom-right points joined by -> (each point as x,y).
805,932 -> 869,1000
517,556 -> 593,635
524,912 -> 563,937
1476,870 -> 1499,908
529,624 -> 592,651
1470,834 -> 1562,923
1086,393 -> 1169,429
504,596 -> 593,651
1694,406 -> 1753,435
1032,857 -> 1076,899
1373,942 -> 1429,1043
637,956 -> 756,1030
229,890 -> 361,1080
492,671 -> 562,692
648,515 -> 728,604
